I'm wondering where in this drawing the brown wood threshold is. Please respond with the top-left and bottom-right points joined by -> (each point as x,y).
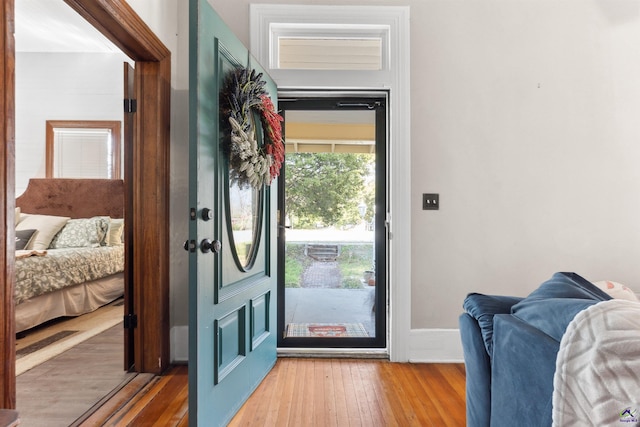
75,365 -> 188,427
72,372 -> 156,426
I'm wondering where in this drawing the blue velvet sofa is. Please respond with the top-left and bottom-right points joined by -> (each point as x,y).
459,272 -> 612,427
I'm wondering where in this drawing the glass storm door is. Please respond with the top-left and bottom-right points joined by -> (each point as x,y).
277,95 -> 387,349
188,1 -> 278,425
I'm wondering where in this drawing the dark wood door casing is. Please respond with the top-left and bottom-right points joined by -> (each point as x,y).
1,0 -> 16,410
63,0 -> 172,376
1,0 -> 172,408
123,62 -> 135,371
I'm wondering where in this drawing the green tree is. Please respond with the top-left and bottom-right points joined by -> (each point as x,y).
285,153 -> 373,228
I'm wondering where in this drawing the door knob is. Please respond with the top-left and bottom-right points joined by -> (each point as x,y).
200,239 -> 221,254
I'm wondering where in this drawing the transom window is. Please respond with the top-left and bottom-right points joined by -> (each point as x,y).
268,23 -> 389,72
278,37 -> 382,70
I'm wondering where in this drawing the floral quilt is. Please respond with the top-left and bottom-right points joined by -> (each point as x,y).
15,246 -> 124,305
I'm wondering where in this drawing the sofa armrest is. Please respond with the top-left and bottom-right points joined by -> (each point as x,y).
490,314 -> 560,427
460,313 -> 492,427
463,293 -> 523,356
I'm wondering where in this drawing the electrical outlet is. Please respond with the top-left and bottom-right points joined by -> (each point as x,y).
423,193 -> 439,210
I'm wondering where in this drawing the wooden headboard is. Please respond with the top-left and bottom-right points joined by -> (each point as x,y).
16,179 -> 124,219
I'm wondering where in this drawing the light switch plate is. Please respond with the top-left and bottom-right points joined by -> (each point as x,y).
423,193 -> 439,210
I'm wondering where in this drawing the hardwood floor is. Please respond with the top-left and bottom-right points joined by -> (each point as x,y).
83,359 -> 466,426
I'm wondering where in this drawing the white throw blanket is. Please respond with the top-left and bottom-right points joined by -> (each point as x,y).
553,299 -> 640,426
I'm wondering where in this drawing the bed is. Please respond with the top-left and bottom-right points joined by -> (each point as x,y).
14,178 -> 125,333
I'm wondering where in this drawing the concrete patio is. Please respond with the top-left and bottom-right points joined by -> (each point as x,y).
284,287 -> 376,337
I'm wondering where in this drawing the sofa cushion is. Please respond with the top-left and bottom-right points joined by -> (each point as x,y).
463,293 -> 523,356
511,272 -> 611,342
519,272 -> 611,301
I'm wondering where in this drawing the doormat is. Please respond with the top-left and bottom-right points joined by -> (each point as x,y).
285,323 -> 369,338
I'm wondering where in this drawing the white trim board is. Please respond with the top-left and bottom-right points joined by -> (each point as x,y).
408,329 -> 464,363
250,4 -> 412,362
171,325 -> 189,363
172,326 -> 464,364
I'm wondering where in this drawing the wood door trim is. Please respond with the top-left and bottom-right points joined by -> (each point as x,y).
1,0 -> 171,408
123,62 -> 135,371
62,0 -> 172,375
62,0 -> 170,61
1,0 -> 16,410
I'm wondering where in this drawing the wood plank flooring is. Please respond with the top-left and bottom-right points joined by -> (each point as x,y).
87,359 -> 466,426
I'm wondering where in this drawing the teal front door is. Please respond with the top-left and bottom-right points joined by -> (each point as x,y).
188,1 -> 279,425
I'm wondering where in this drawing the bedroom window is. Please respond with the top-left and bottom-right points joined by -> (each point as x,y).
45,120 -> 121,179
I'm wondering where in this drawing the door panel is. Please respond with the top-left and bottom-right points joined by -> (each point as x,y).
188,1 -> 277,425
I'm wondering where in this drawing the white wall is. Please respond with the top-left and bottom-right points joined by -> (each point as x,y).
410,0 -> 640,330
15,52 -> 128,195
20,0 -> 640,362
209,0 -> 640,336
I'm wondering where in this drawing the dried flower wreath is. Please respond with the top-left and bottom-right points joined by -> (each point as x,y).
220,67 -> 284,189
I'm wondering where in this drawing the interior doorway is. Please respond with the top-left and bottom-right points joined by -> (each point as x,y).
12,8 -> 132,419
1,0 -> 171,409
277,93 -> 388,350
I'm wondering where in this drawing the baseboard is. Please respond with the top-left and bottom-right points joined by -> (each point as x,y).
171,325 -> 189,363
170,325 -> 464,363
408,328 -> 464,363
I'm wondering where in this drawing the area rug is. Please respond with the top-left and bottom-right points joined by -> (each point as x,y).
16,300 -> 123,376
286,323 -> 369,338
16,330 -> 78,359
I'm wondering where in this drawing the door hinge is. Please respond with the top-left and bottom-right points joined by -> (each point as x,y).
124,98 -> 137,113
123,313 -> 138,329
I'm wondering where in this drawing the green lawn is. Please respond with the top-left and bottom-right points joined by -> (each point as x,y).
284,244 -> 310,288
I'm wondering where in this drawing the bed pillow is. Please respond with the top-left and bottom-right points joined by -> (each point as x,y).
16,214 -> 70,250
15,229 -> 36,250
105,218 -> 124,246
593,280 -> 639,302
49,216 -> 110,249
15,207 -> 20,226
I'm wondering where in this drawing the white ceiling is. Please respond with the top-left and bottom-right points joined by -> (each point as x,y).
15,0 -> 121,53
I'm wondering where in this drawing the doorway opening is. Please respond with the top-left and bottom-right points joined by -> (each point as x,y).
277,93 -> 388,350
2,0 -> 171,410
